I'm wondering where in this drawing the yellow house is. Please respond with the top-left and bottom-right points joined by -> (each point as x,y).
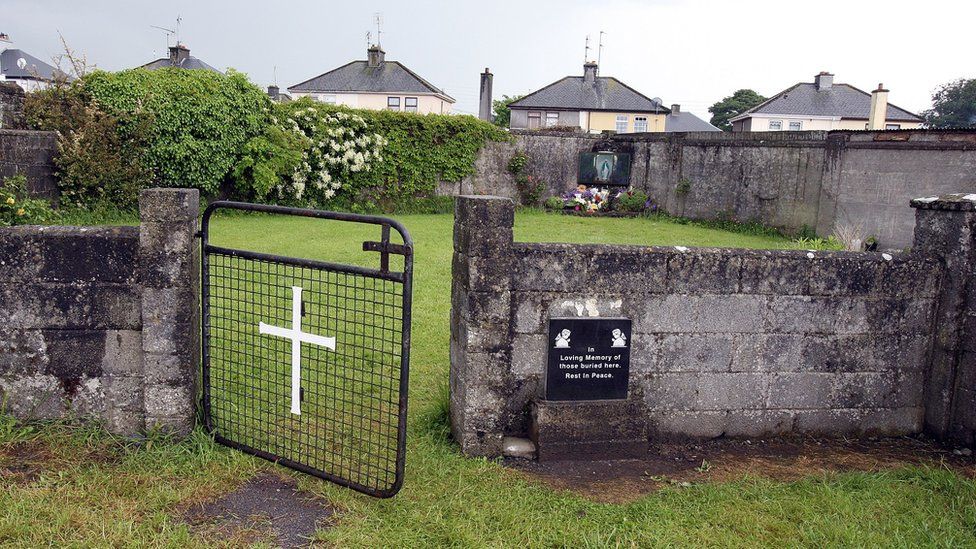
288,46 -> 455,115
730,72 -> 923,131
508,62 -> 669,133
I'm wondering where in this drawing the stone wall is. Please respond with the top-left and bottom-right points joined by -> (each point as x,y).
0,129 -> 59,198
461,130 -> 976,250
0,82 -> 26,130
449,194 -> 976,459
0,188 -> 199,436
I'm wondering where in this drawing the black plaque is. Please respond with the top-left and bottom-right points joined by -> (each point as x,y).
546,318 -> 631,401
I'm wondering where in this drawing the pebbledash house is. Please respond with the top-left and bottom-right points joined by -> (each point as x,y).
287,44 -> 455,115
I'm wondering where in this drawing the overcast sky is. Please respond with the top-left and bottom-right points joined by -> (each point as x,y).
5,0 -> 973,119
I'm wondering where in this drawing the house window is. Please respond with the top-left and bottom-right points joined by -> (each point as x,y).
320,94 -> 337,104
768,120 -> 783,131
387,97 -> 401,111
545,112 -> 559,127
405,97 -> 418,113
527,111 -> 541,129
885,123 -> 901,130
634,116 -> 648,132
788,121 -> 802,131
615,115 -> 628,133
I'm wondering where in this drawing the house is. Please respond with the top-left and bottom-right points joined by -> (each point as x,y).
730,72 -> 923,131
0,33 -> 65,92
288,46 -> 455,114
139,43 -> 221,73
508,61 -> 669,133
665,104 -> 720,132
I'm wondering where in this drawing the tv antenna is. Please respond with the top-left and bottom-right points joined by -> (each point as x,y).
584,35 -> 591,63
374,13 -> 383,47
150,15 -> 182,50
597,31 -> 605,69
365,31 -> 372,49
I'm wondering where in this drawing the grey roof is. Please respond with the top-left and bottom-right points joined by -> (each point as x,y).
509,76 -> 668,113
1,48 -> 61,80
288,60 -> 453,100
742,82 -> 922,122
666,111 -> 721,132
140,56 -> 221,73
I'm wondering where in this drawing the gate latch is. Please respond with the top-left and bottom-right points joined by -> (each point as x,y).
363,225 -> 409,274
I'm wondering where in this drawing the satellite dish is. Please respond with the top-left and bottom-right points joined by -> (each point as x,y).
652,97 -> 662,104
16,57 -> 26,70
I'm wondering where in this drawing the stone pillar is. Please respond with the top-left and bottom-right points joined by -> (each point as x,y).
912,193 -> 976,447
138,188 -> 200,436
450,195 -> 515,456
478,68 -> 493,123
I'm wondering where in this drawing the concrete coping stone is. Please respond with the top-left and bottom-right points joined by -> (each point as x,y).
911,193 -> 976,212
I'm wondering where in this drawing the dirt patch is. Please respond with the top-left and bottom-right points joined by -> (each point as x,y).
0,441 -> 49,485
183,473 -> 333,548
507,436 -> 976,503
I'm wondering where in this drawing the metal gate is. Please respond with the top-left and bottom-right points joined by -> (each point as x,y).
200,201 -> 413,498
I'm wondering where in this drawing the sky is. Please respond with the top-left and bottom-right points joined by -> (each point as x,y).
4,0 -> 973,119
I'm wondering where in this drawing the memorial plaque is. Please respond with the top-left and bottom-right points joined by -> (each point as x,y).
546,318 -> 631,401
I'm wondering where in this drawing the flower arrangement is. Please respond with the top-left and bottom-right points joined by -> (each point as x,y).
545,186 -> 657,215
562,186 -> 612,213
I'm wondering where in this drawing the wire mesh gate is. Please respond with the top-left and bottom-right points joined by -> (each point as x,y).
201,202 -> 413,498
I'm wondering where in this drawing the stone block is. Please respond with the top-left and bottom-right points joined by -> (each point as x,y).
638,294 -> 765,334
793,407 -> 922,435
764,296 -> 870,334
453,221 -> 513,257
656,334 -> 733,373
101,330 -> 144,376
738,253 -> 810,295
768,372 -> 834,409
731,333 -> 802,372
808,256 -> 884,296
0,329 -> 48,376
139,188 -> 199,223
513,293 -> 545,333
455,195 -> 515,231
510,334 -> 546,380
141,288 -> 194,355
512,245 -> 592,292
667,252 -> 742,294
144,384 -> 195,433
41,330 -> 105,395
647,410 -> 729,439
587,248 -> 667,293
0,374 -> 67,419
530,399 -> 647,461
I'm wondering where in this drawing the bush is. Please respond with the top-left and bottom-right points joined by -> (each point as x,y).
614,189 -> 650,212
507,151 -> 528,175
271,100 -> 508,206
544,196 -> 564,210
81,68 -> 270,195
515,174 -> 545,207
25,81 -> 151,208
0,174 -> 54,225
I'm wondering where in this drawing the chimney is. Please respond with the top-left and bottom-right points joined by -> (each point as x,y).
868,83 -> 889,130
0,33 -> 11,47
367,45 -> 385,68
671,104 -> 681,114
168,43 -> 190,66
583,62 -> 598,84
478,68 -> 493,122
267,85 -> 280,101
814,71 -> 834,91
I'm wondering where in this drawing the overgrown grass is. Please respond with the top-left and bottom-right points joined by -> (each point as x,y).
1,211 -> 969,547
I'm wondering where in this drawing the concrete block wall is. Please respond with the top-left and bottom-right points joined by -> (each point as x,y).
0,188 -> 200,436
0,129 -> 58,199
463,130 -> 976,250
449,195 -> 964,458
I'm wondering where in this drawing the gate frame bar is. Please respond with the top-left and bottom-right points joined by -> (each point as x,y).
200,200 -> 414,498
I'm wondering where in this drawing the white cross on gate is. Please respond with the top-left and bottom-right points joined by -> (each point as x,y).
258,286 -> 336,416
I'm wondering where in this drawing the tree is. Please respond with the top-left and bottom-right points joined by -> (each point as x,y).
708,89 -> 766,131
491,94 -> 524,127
922,78 -> 976,128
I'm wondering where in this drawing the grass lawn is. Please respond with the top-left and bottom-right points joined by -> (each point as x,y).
2,210 -> 974,547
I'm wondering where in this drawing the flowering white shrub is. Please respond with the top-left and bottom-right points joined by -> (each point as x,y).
272,105 -> 387,204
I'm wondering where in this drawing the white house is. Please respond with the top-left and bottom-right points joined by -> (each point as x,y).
0,33 -> 64,92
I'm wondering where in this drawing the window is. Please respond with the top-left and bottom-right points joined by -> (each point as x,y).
320,94 -> 336,104
885,123 -> 901,130
768,120 -> 783,131
387,96 -> 400,111
545,112 -> 559,127
405,97 -> 418,113
788,121 -> 802,131
615,115 -> 628,133
634,116 -> 648,132
527,111 -> 541,129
